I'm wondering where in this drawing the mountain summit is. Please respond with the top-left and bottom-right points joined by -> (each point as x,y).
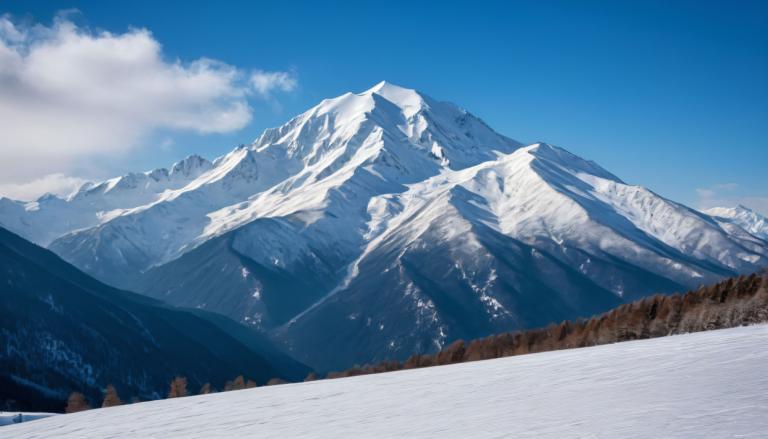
1,82 -> 766,370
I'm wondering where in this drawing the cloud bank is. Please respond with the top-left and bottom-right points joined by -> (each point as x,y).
0,13 -> 296,199
0,173 -> 88,201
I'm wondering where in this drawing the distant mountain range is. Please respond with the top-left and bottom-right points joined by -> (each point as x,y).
703,205 -> 768,240
1,82 -> 766,371
0,226 -> 309,411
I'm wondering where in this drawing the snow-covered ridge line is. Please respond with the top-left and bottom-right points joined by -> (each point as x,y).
0,154 -> 214,246
5,324 -> 768,438
704,205 -> 768,240
1,81 -> 767,371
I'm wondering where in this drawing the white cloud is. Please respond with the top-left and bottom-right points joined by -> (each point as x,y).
0,173 -> 87,201
0,12 -> 297,197
251,70 -> 298,96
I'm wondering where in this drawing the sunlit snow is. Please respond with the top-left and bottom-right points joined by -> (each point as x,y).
5,325 -> 767,438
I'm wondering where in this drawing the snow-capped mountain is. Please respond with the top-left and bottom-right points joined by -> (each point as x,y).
1,82 -> 766,370
279,142 -> 768,369
51,81 -> 522,288
704,205 -> 768,240
0,154 -> 212,246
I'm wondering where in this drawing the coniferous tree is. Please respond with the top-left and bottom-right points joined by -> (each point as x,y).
266,378 -> 287,386
65,392 -> 91,413
168,376 -> 189,398
225,375 -> 246,391
199,383 -> 214,395
101,384 -> 122,407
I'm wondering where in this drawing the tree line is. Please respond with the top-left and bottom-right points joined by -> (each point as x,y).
321,271 -> 768,379
65,375 -> 289,413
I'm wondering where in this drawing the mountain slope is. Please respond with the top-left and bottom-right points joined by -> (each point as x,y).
0,227 -> 309,412
1,82 -> 767,371
46,82 -> 522,289
5,324 -> 768,438
704,205 -> 768,240
279,143 -> 767,369
0,155 -> 212,247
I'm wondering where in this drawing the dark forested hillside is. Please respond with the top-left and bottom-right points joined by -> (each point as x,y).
0,227 -> 309,412
324,271 -> 768,378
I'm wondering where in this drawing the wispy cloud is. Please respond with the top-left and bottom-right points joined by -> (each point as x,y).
0,12 -> 297,199
251,70 -> 298,97
0,173 -> 88,201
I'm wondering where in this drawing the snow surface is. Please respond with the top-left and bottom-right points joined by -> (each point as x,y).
0,412 -> 57,427
5,324 -> 768,438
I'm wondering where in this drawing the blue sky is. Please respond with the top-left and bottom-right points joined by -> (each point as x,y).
1,0 -> 767,213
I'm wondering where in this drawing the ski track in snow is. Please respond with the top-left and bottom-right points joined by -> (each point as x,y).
5,324 -> 768,438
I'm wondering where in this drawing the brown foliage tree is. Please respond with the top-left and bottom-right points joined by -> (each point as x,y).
199,383 -> 214,395
225,375 -> 246,391
266,378 -> 287,386
65,391 -> 91,413
435,340 -> 466,365
168,376 -> 189,398
101,384 -> 122,408
323,272 -> 768,383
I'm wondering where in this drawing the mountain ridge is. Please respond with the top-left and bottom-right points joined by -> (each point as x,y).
704,205 -> 768,240
1,82 -> 766,370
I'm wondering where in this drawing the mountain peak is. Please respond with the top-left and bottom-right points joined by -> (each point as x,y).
704,205 -> 768,239
309,81 -> 427,121
170,154 -> 213,178
706,205 -> 759,216
3,84 -> 768,373
364,81 -> 426,117
365,80 -> 416,96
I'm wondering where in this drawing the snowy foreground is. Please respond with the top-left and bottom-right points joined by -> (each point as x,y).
6,325 -> 768,438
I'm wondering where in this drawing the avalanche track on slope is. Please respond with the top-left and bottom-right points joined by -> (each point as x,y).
5,324 -> 768,438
